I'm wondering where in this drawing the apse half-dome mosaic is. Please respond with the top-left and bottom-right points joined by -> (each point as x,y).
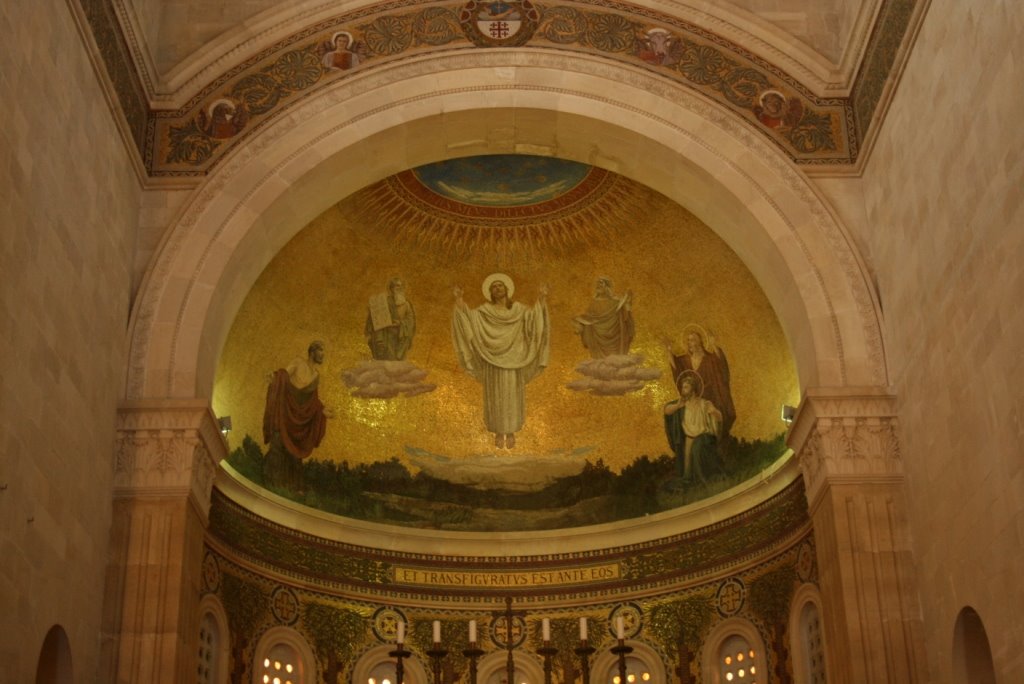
214,154 -> 799,531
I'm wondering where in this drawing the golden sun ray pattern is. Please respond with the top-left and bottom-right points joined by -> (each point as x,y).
351,167 -> 647,264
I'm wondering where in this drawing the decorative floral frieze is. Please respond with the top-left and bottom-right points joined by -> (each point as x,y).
77,0 -> 924,176
114,403 -> 226,515
148,0 -> 856,176
787,390 -> 903,503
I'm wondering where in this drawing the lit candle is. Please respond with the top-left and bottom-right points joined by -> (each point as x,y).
469,619 -> 477,643
579,617 -> 588,641
542,618 -> 550,642
616,616 -> 625,640
433,620 -> 441,644
397,621 -> 405,644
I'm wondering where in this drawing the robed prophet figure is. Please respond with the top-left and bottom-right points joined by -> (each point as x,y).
365,277 -> 415,360
262,341 -> 333,490
664,370 -> 724,482
572,276 -> 634,358
452,273 -> 550,449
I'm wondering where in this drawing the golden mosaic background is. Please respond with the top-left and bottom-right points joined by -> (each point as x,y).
213,169 -> 798,477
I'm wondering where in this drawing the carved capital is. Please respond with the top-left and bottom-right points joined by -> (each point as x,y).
786,388 -> 902,506
114,400 -> 227,519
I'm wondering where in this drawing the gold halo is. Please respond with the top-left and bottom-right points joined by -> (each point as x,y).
758,89 -> 786,107
482,272 -> 514,300
207,98 -> 236,117
676,369 -> 705,398
681,323 -> 710,350
330,31 -> 353,48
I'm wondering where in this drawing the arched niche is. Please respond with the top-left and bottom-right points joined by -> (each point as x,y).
128,50 -> 885,402
35,625 -> 73,684
952,606 -> 996,684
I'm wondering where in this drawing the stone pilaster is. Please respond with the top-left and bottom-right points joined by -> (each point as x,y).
787,388 -> 927,684
101,400 -> 227,684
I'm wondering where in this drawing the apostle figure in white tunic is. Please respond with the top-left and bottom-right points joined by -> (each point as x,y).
452,273 -> 550,449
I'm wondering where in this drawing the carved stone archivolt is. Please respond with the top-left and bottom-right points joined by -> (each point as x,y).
787,389 -> 903,506
114,401 -> 226,516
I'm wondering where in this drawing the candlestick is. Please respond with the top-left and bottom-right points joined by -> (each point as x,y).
397,621 -> 405,644
537,621 -> 558,684
462,643 -> 484,684
433,620 -> 441,644
389,642 -> 412,684
616,615 -> 625,640
579,617 -> 588,641
611,639 -> 634,684
574,641 -> 596,684
469,619 -> 477,643
426,649 -> 448,684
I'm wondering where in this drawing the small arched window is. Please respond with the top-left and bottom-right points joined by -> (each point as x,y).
718,634 -> 760,683
702,617 -> 768,684
477,651 -> 544,684
592,640 -> 666,684
799,602 -> 826,683
258,643 -> 302,684
351,644 -> 429,684
198,595 -> 229,684
252,627 -> 317,684
365,659 -> 401,684
788,583 -> 828,684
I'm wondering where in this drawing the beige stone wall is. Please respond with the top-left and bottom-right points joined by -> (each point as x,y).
148,0 -> 280,75
854,0 -> 1024,678
734,0 -> 853,62
0,2 -> 141,682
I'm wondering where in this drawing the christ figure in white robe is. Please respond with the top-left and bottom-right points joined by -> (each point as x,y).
451,273 -> 550,449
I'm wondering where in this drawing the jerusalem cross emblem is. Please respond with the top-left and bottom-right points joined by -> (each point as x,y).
460,0 -> 540,47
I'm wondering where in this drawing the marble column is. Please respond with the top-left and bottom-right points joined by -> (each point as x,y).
787,388 -> 928,684
100,400 -> 226,684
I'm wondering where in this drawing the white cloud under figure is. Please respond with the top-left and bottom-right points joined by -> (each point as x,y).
342,360 -> 437,398
566,354 -> 662,396
404,446 -> 593,491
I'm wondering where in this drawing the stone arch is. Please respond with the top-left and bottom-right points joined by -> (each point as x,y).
153,0 -> 836,102
127,50 -> 886,401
